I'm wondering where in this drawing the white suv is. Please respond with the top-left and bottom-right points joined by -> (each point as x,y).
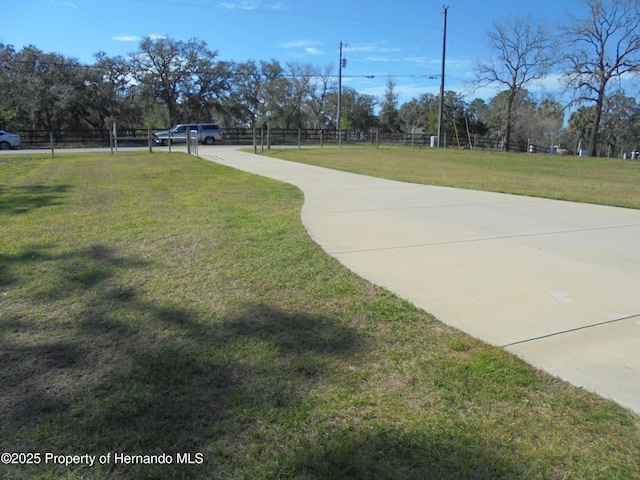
0,130 -> 21,150
154,123 -> 223,146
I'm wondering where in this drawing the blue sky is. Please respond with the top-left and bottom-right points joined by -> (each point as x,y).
3,0 -> 579,106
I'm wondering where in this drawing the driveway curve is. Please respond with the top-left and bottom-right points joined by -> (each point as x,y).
202,146 -> 640,414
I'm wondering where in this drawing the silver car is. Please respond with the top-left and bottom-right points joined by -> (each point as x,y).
0,130 -> 21,150
153,123 -> 223,146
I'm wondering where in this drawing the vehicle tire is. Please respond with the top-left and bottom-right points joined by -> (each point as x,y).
204,136 -> 215,145
0,141 -> 10,150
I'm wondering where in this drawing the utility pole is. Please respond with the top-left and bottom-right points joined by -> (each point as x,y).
338,41 -> 347,149
437,5 -> 448,148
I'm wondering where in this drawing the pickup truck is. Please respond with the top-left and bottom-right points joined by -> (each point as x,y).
153,123 -> 223,146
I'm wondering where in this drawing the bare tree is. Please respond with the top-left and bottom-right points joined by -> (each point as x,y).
284,62 -> 315,128
474,15 -> 553,151
562,0 -> 640,157
307,63 -> 335,130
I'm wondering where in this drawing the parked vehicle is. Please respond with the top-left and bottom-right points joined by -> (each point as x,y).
153,123 -> 223,146
0,130 -> 21,150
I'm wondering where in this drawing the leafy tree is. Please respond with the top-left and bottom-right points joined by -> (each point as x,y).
568,106 -> 594,154
398,93 -> 439,133
533,98 -> 565,148
225,60 -> 276,127
326,87 -> 377,137
466,98 -> 490,137
9,46 -> 88,131
130,36 -> 222,127
487,89 -> 538,150
398,92 -> 487,144
442,91 -> 479,146
379,79 -> 401,133
398,98 -> 423,134
83,52 -> 139,129
600,92 -> 640,156
0,44 -> 20,129
258,61 -> 289,128
562,0 -> 640,156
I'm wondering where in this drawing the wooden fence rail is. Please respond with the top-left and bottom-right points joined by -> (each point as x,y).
13,127 -> 545,153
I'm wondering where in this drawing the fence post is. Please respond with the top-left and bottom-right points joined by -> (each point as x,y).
298,128 -> 301,149
148,126 -> 153,153
50,131 -> 55,158
267,125 -> 271,151
113,121 -> 118,154
253,127 -> 257,154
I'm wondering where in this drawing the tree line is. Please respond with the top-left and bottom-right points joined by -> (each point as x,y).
1,0 -> 639,156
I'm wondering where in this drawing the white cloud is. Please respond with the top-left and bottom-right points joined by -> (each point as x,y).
51,0 -> 79,8
113,35 -> 140,42
218,1 -> 260,10
218,0 -> 285,10
281,39 -> 322,49
280,39 -> 325,57
113,34 -> 165,43
366,56 -> 390,63
345,42 -> 401,54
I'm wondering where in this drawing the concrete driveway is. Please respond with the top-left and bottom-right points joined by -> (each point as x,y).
111,146 -> 640,413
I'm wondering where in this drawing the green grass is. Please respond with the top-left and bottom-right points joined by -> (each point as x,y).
261,146 -> 640,209
1,152 -> 639,479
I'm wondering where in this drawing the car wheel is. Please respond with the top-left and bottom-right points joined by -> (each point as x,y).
0,141 -> 10,150
204,136 -> 215,145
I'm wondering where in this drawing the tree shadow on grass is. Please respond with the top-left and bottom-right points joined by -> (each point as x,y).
0,184 -> 72,216
289,425 -> 525,480
1,243 -> 526,479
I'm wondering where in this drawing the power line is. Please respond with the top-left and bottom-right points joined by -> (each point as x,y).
132,0 -> 440,30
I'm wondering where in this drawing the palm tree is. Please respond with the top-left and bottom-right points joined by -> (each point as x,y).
568,106 -> 593,155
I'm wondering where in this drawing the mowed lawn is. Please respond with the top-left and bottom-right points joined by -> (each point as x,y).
262,146 -> 640,209
1,151 -> 639,479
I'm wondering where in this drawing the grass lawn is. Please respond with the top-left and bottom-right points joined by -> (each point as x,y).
1,151 -> 639,479
261,146 -> 640,210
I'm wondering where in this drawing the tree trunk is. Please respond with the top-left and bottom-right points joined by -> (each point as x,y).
588,80 -> 607,157
502,91 -> 516,152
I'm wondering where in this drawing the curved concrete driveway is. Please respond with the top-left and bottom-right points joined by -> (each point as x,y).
203,146 -> 640,414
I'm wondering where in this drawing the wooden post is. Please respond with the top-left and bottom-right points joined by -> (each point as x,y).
267,125 -> 271,151
253,127 -> 257,154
